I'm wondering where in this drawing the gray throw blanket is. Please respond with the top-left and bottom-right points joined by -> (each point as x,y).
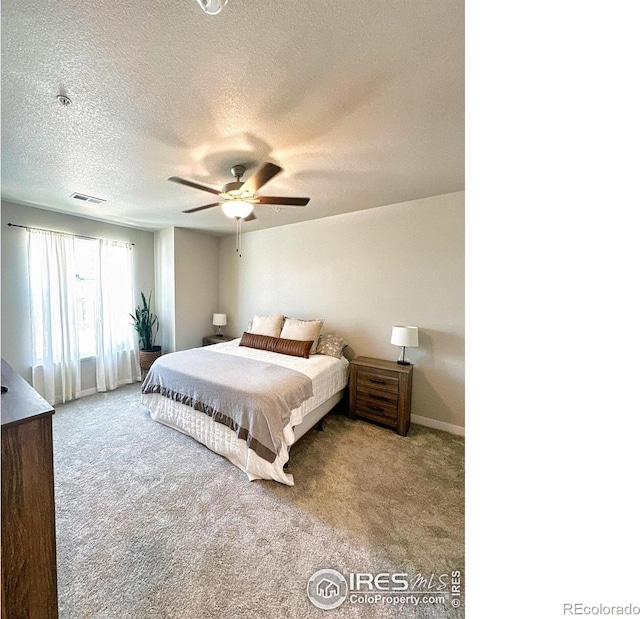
141,348 -> 313,463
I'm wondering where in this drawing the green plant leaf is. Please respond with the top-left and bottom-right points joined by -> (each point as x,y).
131,291 -> 159,350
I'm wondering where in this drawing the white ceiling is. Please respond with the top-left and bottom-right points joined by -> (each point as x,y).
1,0 -> 464,235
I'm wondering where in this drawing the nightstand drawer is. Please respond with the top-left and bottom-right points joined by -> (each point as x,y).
358,369 -> 399,394
355,400 -> 398,422
356,386 -> 399,406
356,386 -> 398,421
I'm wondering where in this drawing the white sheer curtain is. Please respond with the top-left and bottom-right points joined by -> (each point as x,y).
28,230 -> 141,405
95,239 -> 141,390
28,229 -> 81,404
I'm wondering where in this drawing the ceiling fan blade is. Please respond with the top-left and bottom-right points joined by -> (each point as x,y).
168,176 -> 221,195
240,163 -> 282,194
244,212 -> 257,222
182,203 -> 222,214
253,196 -> 310,206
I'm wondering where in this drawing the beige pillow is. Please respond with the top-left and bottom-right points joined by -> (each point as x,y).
280,317 -> 324,354
250,314 -> 285,338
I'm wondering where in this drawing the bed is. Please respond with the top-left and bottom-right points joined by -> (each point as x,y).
141,337 -> 349,485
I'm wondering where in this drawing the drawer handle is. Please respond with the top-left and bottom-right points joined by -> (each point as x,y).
367,405 -> 385,412
370,393 -> 391,401
369,378 -> 386,384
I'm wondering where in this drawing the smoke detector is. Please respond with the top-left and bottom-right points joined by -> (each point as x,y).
197,0 -> 227,15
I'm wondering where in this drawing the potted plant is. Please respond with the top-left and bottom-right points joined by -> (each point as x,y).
130,291 -> 161,374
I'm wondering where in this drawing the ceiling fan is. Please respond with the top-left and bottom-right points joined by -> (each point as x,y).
168,163 -> 309,222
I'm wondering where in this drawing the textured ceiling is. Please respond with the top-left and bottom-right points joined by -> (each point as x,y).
1,0 -> 464,235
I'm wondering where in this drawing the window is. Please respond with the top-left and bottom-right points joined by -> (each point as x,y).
75,238 -> 98,357
28,228 -> 140,404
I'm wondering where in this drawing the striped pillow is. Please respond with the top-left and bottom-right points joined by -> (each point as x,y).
239,332 -> 314,359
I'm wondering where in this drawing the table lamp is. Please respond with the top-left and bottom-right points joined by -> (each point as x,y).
213,313 -> 227,336
391,326 -> 419,365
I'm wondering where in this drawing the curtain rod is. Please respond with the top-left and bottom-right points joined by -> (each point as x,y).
6,223 -> 135,246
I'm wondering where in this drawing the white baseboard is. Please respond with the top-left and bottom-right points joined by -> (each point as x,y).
79,380 -> 141,400
411,414 -> 465,437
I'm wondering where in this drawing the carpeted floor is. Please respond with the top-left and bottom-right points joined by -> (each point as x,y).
53,383 -> 464,618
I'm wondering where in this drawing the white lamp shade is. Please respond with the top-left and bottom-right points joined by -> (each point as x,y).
221,201 -> 254,219
391,326 -> 419,347
213,313 -> 227,327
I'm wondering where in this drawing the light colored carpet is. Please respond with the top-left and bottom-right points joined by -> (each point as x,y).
53,383 -> 464,618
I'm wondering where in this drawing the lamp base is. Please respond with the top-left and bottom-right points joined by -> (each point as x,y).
396,346 -> 412,365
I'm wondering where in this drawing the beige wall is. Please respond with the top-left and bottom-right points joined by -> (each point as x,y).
154,226 -> 220,353
219,191 -> 465,431
154,227 -> 176,352
0,201 -> 156,387
174,227 -> 219,351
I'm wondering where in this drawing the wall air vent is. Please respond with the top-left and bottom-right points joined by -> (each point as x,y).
70,192 -> 106,205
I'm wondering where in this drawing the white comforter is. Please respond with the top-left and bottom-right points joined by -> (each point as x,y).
142,339 -> 349,485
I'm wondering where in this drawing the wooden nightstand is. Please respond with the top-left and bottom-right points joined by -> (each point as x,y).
202,334 -> 235,346
348,356 -> 413,436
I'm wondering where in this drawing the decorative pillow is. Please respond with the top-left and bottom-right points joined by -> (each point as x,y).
316,334 -> 348,358
280,317 -> 324,354
239,332 -> 313,359
249,314 -> 285,338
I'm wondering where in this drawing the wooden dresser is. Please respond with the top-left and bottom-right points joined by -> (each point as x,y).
1,359 -> 59,619
348,356 -> 413,436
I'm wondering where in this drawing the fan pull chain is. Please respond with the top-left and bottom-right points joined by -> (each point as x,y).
235,218 -> 242,257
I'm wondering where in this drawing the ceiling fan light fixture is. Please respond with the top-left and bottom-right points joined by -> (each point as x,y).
221,188 -> 253,200
169,161 -> 308,220
197,0 -> 228,14
221,201 -> 254,220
